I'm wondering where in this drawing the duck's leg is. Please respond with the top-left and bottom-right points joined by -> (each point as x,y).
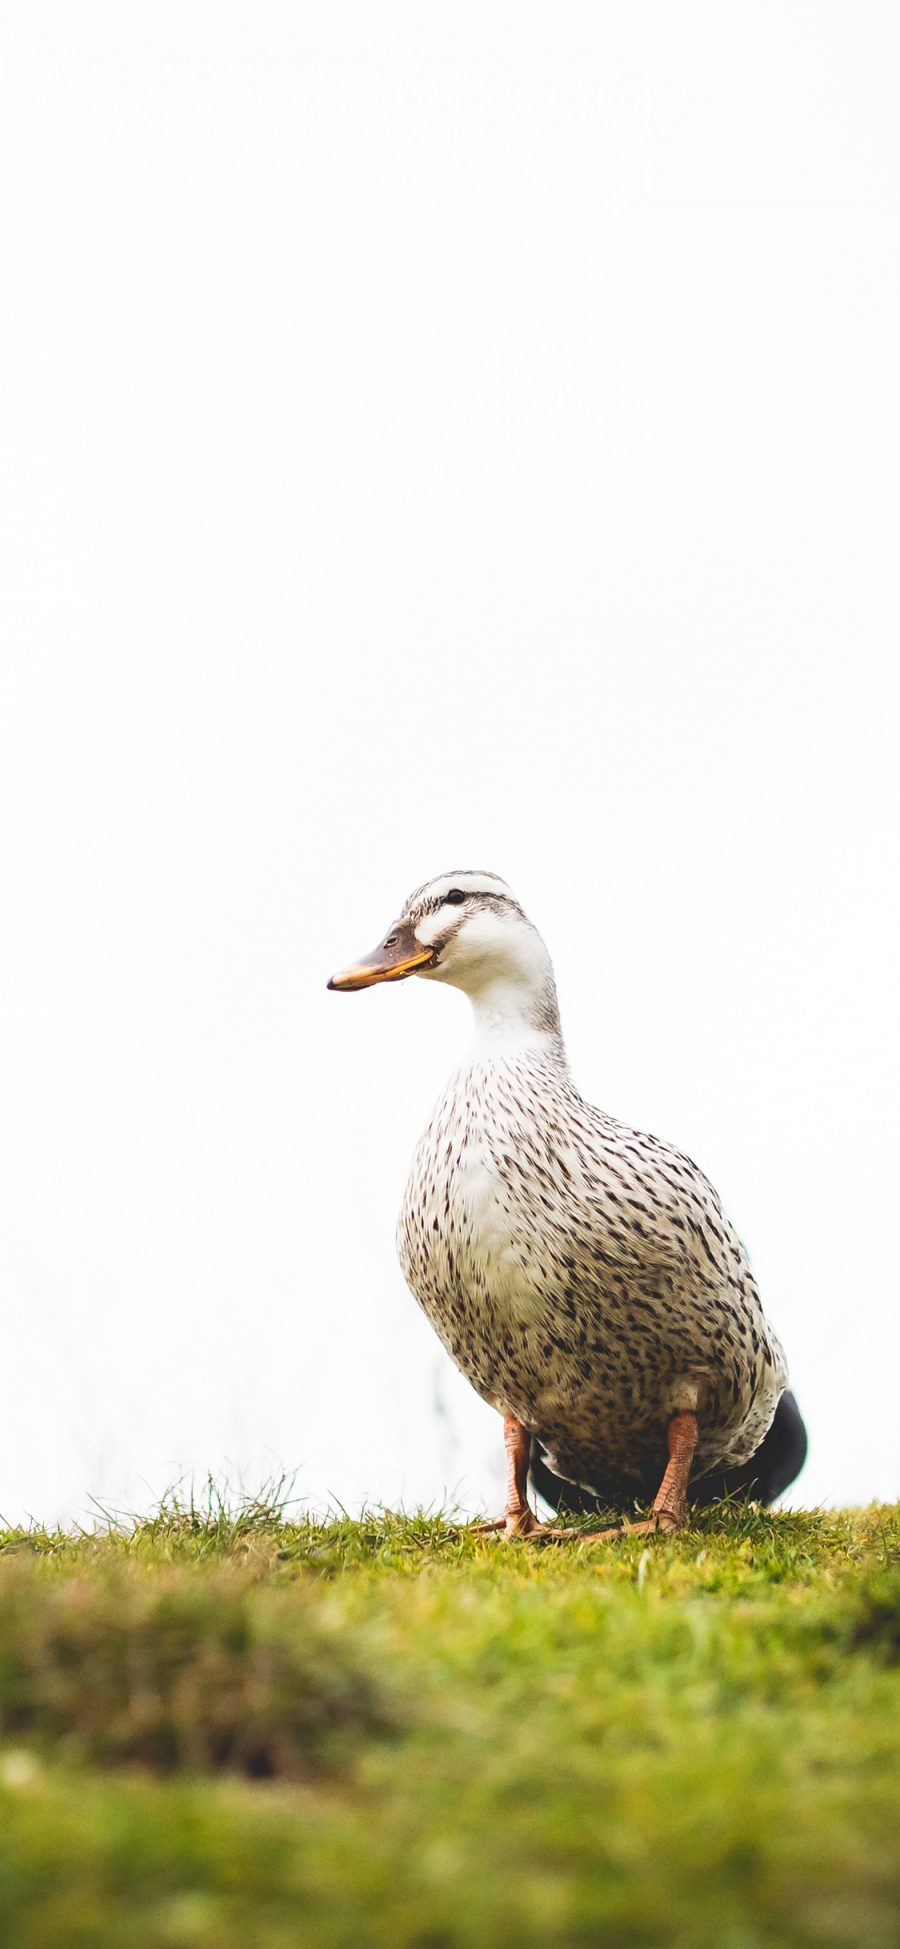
470,1414 -> 556,1538
501,1413 -> 543,1536
551,1409 -> 699,1541
618,1408 -> 698,1536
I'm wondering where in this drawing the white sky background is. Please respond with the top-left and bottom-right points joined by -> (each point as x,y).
0,5 -> 897,1526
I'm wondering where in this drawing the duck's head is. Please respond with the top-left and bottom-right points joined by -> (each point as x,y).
327,870 -> 560,1036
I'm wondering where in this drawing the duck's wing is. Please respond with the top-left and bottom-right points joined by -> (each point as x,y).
561,1104 -> 750,1288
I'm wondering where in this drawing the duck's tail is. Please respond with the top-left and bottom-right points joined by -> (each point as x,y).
529,1390 -> 808,1517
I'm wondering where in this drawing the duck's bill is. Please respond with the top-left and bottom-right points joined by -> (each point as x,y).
327,924 -> 436,991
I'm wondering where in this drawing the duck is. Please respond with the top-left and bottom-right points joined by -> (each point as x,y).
328,869 -> 806,1538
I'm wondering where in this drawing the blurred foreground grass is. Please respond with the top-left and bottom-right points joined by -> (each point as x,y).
0,1497 -> 898,1947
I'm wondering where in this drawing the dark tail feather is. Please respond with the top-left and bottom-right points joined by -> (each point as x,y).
530,1391 -> 808,1517
692,1390 -> 808,1506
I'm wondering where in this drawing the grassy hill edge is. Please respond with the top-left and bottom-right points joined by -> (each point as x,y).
0,1501 -> 898,1948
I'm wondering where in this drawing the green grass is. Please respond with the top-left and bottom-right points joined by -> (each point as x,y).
0,1497 -> 898,1947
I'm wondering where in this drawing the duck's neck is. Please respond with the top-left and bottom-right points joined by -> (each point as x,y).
468,971 -> 565,1063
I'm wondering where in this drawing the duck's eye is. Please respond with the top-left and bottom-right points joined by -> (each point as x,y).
444,889 -> 466,906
